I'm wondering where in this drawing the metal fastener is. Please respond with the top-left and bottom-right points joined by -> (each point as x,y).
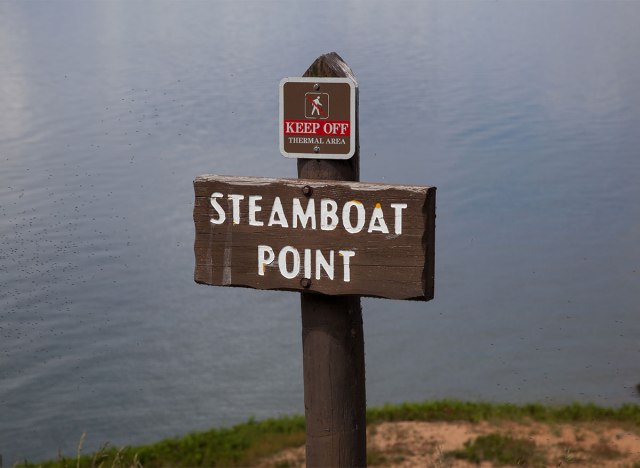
300,278 -> 312,288
313,83 -> 320,90
313,146 -> 320,153
302,185 -> 313,196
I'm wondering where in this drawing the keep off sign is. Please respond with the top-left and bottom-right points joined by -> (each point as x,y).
279,77 -> 356,159
193,175 -> 435,300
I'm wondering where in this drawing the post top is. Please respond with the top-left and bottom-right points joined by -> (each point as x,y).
303,52 -> 358,84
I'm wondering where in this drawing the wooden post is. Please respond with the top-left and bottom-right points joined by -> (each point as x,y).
298,53 -> 367,467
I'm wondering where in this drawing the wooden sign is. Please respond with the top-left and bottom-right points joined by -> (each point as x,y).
194,175 -> 435,300
279,77 -> 356,159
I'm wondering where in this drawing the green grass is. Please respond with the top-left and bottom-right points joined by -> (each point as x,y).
447,433 -> 546,466
18,400 -> 640,468
20,416 -> 305,468
367,399 -> 640,425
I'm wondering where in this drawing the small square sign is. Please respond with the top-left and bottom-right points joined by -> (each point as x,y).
279,77 -> 356,159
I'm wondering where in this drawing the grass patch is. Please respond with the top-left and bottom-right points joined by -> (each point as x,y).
447,433 -> 545,466
22,415 -> 305,468
367,399 -> 640,425
18,400 -> 640,467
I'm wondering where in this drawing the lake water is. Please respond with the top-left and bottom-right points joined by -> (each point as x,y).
1,1 -> 639,463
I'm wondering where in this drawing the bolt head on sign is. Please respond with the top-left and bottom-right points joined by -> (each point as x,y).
279,77 -> 356,159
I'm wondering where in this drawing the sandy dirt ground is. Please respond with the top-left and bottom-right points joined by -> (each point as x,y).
260,420 -> 640,467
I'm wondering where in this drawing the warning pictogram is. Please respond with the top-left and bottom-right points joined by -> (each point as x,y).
305,93 -> 329,119
280,77 -> 356,159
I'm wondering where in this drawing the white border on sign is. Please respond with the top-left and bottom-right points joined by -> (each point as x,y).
279,77 -> 357,160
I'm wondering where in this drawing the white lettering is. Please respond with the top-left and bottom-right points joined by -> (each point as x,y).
209,192 -> 226,225
288,137 -> 324,144
268,196 -> 288,228
342,201 -> 365,234
278,246 -> 300,279
339,250 -> 355,282
288,122 -> 321,134
304,248 -> 312,279
257,246 -> 356,282
257,245 -> 275,276
248,195 -> 263,227
320,198 -> 339,230
315,250 -> 334,280
390,203 -> 407,235
292,198 -> 316,229
213,193 -> 404,239
321,122 -> 349,135
228,194 -> 244,224
367,203 -> 389,234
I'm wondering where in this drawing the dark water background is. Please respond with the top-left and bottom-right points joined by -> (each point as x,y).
1,1 -> 639,463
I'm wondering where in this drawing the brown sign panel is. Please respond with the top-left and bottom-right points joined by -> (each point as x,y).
194,175 -> 435,300
279,77 -> 356,159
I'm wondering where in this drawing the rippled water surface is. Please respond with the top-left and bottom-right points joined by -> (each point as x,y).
1,1 -> 639,463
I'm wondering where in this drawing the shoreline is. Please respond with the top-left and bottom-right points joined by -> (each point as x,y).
20,400 -> 640,467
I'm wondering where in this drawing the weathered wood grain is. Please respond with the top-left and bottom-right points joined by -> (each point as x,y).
299,52 -> 366,468
299,52 -> 360,181
193,175 -> 435,301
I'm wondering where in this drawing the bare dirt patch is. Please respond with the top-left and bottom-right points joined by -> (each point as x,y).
260,420 -> 640,467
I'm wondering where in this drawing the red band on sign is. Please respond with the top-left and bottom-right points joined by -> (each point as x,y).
284,120 -> 351,137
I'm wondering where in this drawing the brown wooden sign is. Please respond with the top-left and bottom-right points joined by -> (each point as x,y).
194,175 -> 435,300
279,77 -> 356,159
